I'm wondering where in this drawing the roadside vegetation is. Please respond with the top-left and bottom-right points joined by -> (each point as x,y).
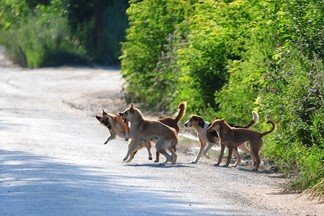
0,0 -> 128,67
121,0 -> 323,194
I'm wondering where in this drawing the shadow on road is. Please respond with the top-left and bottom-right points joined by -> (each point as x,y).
0,150 -> 245,216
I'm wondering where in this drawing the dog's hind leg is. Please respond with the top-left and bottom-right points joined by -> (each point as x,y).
232,148 -> 241,167
238,142 -> 255,164
251,142 -> 262,171
156,141 -> 172,164
202,142 -> 214,159
154,151 -> 160,163
169,147 -> 177,165
158,149 -> 172,164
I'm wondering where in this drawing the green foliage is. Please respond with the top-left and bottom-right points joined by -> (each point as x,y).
121,0 -> 324,191
0,0 -> 89,67
67,0 -> 128,64
121,0 -> 194,110
0,0 -> 128,67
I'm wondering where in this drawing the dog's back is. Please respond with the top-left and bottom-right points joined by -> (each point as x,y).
230,128 -> 263,143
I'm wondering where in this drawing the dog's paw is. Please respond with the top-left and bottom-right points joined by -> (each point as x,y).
104,141 -> 108,145
154,159 -> 159,163
191,161 -> 197,164
148,157 -> 153,160
214,163 -> 220,166
222,164 -> 229,168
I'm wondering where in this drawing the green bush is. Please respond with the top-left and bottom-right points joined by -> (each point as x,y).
0,0 -> 88,67
121,0 -> 324,191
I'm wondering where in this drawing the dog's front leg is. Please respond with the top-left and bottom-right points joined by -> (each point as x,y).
215,143 -> 225,166
202,142 -> 214,159
192,138 -> 206,164
123,139 -> 141,162
125,150 -> 137,163
104,133 -> 116,144
224,146 -> 234,167
145,141 -> 153,160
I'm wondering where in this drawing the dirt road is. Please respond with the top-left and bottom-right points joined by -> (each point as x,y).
0,65 -> 322,216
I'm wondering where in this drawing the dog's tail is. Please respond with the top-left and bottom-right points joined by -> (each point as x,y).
241,111 -> 259,128
261,120 -> 276,137
173,102 -> 186,123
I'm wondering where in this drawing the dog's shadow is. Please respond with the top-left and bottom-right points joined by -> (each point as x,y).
125,163 -> 193,169
237,167 -> 278,174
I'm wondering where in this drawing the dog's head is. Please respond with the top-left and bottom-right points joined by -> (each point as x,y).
119,103 -> 143,124
207,119 -> 225,133
96,109 -> 112,129
184,115 -> 205,128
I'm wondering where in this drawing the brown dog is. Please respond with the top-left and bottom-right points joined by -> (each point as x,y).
119,104 -> 178,165
207,118 -> 276,171
126,102 -> 186,163
96,110 -> 130,144
184,111 -> 259,165
153,102 -> 186,162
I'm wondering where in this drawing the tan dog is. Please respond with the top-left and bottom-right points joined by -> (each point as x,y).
184,111 -> 259,165
119,104 -> 178,165
207,118 -> 276,171
96,110 -> 130,144
154,102 -> 186,162
96,110 -> 153,162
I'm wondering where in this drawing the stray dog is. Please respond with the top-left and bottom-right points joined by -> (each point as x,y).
184,111 -> 259,165
154,102 -> 186,162
119,104 -> 178,165
96,110 -> 152,162
207,118 -> 276,171
96,110 -> 130,144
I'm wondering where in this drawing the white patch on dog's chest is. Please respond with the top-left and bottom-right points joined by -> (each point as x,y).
197,121 -> 209,142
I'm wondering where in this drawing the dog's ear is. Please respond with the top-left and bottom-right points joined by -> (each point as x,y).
102,109 -> 107,115
130,103 -> 135,113
96,116 -> 101,121
197,117 -> 205,128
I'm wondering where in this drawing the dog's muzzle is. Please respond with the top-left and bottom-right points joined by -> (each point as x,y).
105,122 -> 111,129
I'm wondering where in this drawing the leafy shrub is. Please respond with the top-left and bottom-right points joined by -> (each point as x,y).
0,0 -> 88,67
121,0 -> 323,191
